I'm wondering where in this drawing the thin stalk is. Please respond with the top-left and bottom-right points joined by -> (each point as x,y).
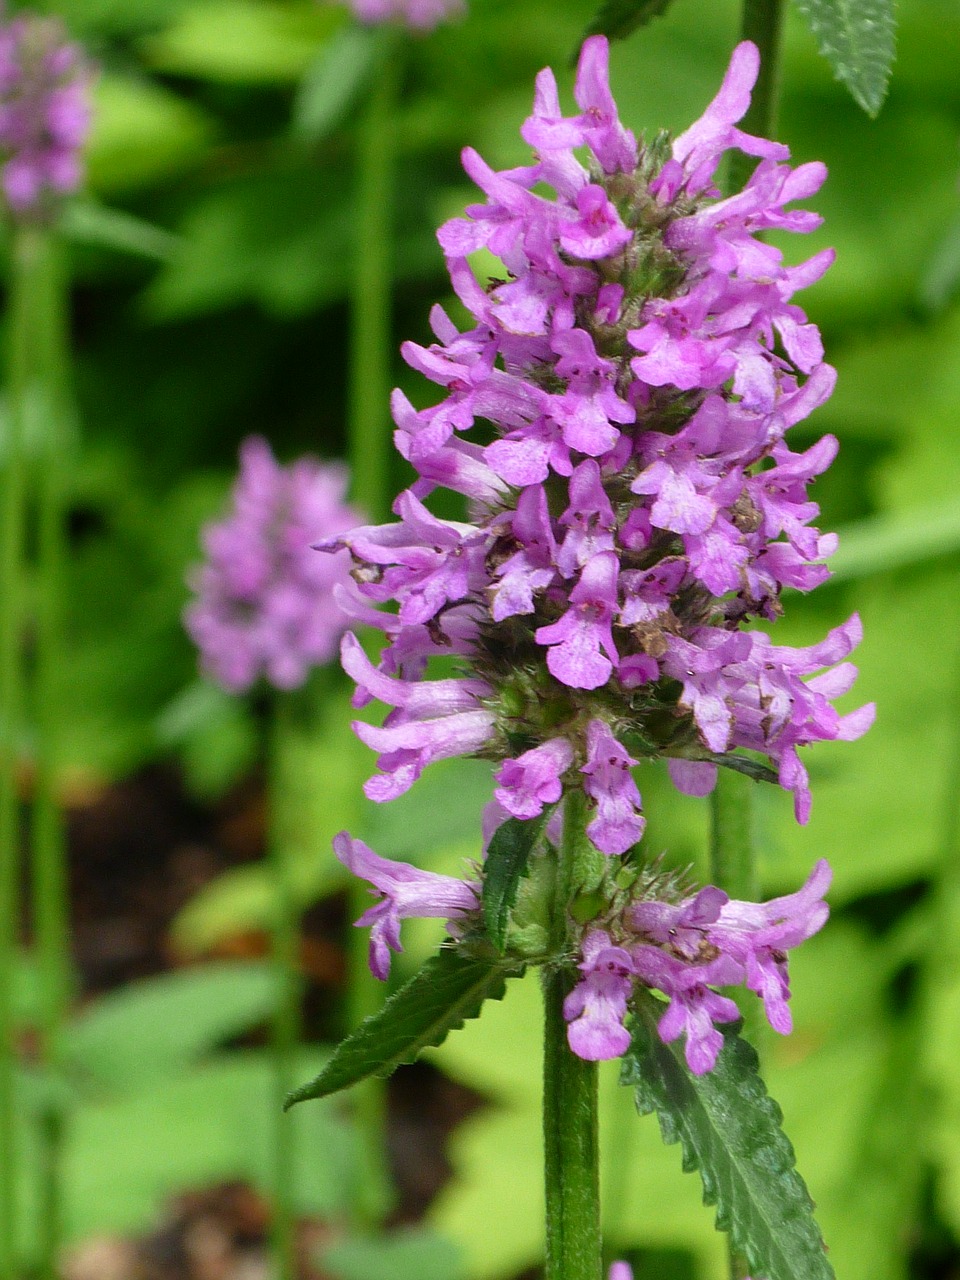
347,29 -> 400,524
268,697 -> 301,1280
728,0 -> 787,192
30,228 -> 72,1280
342,25 -> 401,1228
542,790 -> 601,1280
0,222 -> 36,1280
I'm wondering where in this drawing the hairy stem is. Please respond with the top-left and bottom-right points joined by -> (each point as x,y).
543,790 -> 601,1280
0,223 -> 34,1280
30,228 -> 74,1280
728,0 -> 787,192
347,29 -> 400,524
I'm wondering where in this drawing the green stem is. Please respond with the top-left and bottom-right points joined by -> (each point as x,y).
29,228 -> 73,1280
347,29 -> 400,524
0,222 -> 38,1280
268,697 -> 301,1280
542,791 -> 601,1280
728,0 -> 787,193
709,769 -> 757,903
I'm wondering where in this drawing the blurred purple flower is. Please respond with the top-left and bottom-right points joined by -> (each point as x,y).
185,437 -> 361,693
0,11 -> 92,219
344,0 -> 463,31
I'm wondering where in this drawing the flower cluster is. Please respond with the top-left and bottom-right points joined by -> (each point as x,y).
566,858 -> 830,1071
325,38 -> 870,1072
344,0 -> 463,31
0,11 -> 91,219
185,437 -> 361,693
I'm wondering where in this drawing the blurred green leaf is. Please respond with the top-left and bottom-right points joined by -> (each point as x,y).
141,0 -> 336,84
791,0 -> 896,116
583,0 -> 673,42
63,200 -> 181,262
57,0 -> 196,36
324,1229 -> 464,1280
156,680 -> 258,798
86,75 -> 214,194
362,757 -> 493,861
172,684 -> 365,950
286,950 -> 522,1107
292,25 -> 378,140
64,961 -> 276,1091
919,208 -> 960,314
623,998 -> 833,1280
828,501 -> 960,583
64,1050 -> 353,1240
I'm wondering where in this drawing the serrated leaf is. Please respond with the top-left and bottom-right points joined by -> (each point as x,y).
583,0 -> 673,41
285,950 -> 522,1108
792,0 -> 896,116
622,996 -> 833,1280
482,813 -> 548,953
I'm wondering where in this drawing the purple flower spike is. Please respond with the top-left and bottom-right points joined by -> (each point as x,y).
564,931 -> 635,1060
334,833 -> 479,979
185,438 -> 361,693
326,33 -> 868,1036
0,13 -> 93,221
581,720 -> 644,855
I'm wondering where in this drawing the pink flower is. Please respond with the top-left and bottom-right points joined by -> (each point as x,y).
334,833 -> 479,979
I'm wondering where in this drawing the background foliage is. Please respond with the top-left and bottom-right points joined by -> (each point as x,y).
6,0 -> 960,1276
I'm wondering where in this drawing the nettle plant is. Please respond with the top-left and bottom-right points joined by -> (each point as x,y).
288,37 -> 873,1280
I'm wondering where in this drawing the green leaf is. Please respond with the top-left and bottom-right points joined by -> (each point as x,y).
324,1228 -> 464,1280
64,1050 -> 354,1240
792,0 -> 896,116
622,996 -> 833,1280
87,75 -> 213,195
482,813 -> 548,953
826,502 -> 960,584
583,0 -> 673,41
140,0 -> 336,85
291,26 -> 378,141
285,949 -> 522,1107
63,200 -> 181,262
64,962 -> 277,1092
